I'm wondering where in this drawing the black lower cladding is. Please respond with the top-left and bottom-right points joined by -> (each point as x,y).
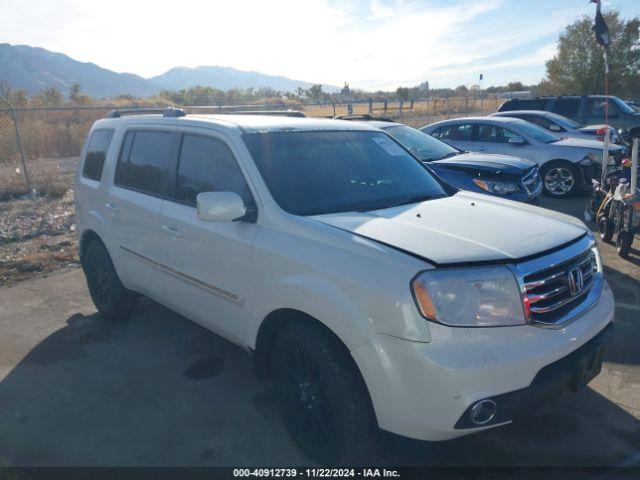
454,322 -> 614,429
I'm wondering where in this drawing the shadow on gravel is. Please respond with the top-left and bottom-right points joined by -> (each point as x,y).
0,297 -> 638,468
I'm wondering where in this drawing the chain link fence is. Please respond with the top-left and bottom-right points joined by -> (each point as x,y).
0,97 -> 504,201
0,106 -> 114,200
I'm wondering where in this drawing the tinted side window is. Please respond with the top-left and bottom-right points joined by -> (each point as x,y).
82,129 -> 114,181
477,125 -> 519,143
117,131 -> 173,196
434,124 -> 473,141
552,99 -> 580,117
175,134 -> 251,207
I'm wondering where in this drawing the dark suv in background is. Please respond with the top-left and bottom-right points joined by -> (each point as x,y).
498,95 -> 640,137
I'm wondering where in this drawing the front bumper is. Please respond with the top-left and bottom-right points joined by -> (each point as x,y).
454,321 -> 613,429
351,280 -> 615,441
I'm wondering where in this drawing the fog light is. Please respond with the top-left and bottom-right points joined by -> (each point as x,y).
470,399 -> 497,425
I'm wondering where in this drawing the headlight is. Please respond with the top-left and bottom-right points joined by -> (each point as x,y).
591,245 -> 603,273
472,179 -> 520,195
412,266 -> 526,327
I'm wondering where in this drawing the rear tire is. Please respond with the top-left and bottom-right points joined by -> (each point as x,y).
541,161 -> 579,198
272,322 -> 377,464
82,240 -> 137,319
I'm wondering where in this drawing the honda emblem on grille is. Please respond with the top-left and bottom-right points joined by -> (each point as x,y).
567,267 -> 584,296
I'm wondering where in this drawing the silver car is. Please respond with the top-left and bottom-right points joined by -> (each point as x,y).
490,110 -> 621,144
421,116 -> 625,197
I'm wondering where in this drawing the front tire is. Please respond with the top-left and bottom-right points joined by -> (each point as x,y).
541,161 -> 579,198
598,214 -> 614,243
617,231 -> 634,258
272,322 -> 377,464
82,240 -> 137,319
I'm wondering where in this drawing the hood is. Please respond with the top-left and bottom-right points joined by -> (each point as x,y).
431,152 -> 535,175
310,191 -> 587,265
554,137 -> 624,152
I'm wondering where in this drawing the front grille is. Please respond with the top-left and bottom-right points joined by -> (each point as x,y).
523,248 -> 597,324
522,167 -> 542,195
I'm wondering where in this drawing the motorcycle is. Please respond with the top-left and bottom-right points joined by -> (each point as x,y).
586,135 -> 639,258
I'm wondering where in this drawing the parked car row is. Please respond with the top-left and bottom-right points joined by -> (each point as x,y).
422,116 -> 624,198
490,110 -> 621,145
75,107 -> 615,463
497,94 -> 640,137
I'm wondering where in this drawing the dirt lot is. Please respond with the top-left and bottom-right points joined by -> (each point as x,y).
0,194 -> 638,468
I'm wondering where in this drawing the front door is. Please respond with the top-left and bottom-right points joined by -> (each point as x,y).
159,131 -> 259,344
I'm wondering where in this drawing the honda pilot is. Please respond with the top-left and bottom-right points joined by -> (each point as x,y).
75,108 -> 615,463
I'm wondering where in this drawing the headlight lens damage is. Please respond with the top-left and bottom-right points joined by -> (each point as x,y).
412,266 -> 526,327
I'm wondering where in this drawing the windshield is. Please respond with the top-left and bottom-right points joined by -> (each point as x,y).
613,97 -> 636,115
243,130 -> 447,216
383,125 -> 458,161
512,120 -> 560,143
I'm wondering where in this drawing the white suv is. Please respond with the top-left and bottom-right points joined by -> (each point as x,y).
75,108 -> 615,463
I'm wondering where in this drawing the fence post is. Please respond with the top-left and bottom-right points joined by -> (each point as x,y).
399,100 -> 403,116
332,103 -> 336,117
384,100 -> 387,112
368,100 -> 372,115
10,108 -> 32,195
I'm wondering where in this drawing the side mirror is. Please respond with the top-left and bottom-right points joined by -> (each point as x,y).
197,192 -> 246,222
549,124 -> 563,132
508,135 -> 526,145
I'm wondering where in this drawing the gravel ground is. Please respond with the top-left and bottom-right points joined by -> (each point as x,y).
0,188 -> 78,286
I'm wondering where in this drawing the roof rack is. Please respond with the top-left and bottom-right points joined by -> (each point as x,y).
333,114 -> 396,122
106,107 -> 186,118
222,109 -> 306,118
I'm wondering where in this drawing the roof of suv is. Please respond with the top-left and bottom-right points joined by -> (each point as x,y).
95,113 -> 379,134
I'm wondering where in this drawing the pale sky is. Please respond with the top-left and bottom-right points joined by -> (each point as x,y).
2,0 -> 639,91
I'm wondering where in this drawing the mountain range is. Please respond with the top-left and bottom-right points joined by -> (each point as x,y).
0,43 -> 337,98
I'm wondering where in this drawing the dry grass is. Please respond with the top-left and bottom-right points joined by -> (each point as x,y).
301,97 -> 504,120
0,157 -> 72,200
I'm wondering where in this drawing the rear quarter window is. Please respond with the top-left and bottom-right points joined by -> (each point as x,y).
82,129 -> 115,181
499,99 -> 548,111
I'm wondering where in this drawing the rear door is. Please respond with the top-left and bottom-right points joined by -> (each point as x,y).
159,130 -> 260,344
107,127 -> 177,297
431,122 -> 475,152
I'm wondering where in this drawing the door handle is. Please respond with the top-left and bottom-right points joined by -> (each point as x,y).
105,203 -> 118,213
161,225 -> 183,238
476,146 -> 488,152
